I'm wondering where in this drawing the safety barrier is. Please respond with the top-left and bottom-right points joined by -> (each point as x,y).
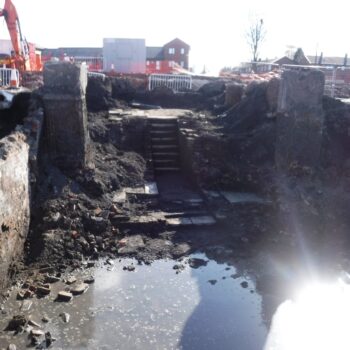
235,62 -> 350,99
0,68 -> 19,87
74,56 -> 104,72
148,74 -> 192,92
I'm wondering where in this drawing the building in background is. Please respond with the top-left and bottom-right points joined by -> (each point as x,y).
146,38 -> 190,74
307,54 -> 349,67
41,37 -> 190,75
163,38 -> 190,69
103,38 -> 146,74
41,47 -> 103,71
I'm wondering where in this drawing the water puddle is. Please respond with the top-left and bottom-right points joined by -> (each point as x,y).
0,254 -> 267,349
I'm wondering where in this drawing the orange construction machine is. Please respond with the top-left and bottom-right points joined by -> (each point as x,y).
0,0 -> 41,72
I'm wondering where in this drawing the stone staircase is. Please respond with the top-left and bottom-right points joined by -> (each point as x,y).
148,116 -> 181,173
111,177 -> 217,231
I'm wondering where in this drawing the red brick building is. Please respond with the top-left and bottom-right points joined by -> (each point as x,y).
163,38 -> 190,69
146,38 -> 190,74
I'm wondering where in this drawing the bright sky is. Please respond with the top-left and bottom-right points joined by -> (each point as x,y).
1,0 -> 349,74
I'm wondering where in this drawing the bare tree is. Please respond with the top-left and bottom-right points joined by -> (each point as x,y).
246,18 -> 266,66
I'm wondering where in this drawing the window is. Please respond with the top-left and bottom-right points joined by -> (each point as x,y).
156,61 -> 160,70
181,48 -> 185,54
180,61 -> 185,67
168,48 -> 175,55
168,61 -> 174,68
146,61 -> 149,66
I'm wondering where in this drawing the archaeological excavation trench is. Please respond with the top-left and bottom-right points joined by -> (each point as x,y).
1,63 -> 350,349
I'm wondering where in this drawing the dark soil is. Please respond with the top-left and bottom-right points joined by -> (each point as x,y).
0,91 -> 32,139
26,110 -> 147,268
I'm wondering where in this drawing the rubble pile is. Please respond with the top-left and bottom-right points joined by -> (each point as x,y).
177,73 -> 350,259
27,109 -> 147,267
178,80 -> 278,192
179,75 -> 350,192
86,76 -> 125,112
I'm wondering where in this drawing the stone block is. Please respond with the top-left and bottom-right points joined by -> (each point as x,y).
43,94 -> 89,169
277,69 -> 324,112
43,62 -> 90,169
275,69 -> 325,172
43,62 -> 88,96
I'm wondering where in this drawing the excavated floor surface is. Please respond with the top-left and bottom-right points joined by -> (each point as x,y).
3,95 -> 350,349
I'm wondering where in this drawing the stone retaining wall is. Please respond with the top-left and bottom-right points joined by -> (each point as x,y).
0,100 -> 43,292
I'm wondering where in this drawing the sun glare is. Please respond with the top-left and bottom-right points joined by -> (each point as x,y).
265,280 -> 350,350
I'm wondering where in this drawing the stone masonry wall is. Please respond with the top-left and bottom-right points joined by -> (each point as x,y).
0,132 -> 30,290
0,97 -> 43,292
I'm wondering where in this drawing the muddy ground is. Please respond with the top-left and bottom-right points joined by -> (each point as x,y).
2,76 -> 350,348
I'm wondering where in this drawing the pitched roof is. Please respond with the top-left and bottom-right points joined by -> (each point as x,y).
41,47 -> 103,57
293,48 -> 310,65
307,55 -> 349,66
163,38 -> 190,49
273,56 -> 295,65
146,46 -> 164,60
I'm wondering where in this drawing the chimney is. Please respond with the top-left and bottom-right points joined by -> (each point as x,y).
318,52 -> 323,65
344,54 -> 348,66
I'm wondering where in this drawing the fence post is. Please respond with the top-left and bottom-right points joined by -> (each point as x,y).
331,68 -> 336,98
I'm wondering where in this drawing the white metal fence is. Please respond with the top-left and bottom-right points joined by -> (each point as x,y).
148,74 -> 192,92
0,68 -> 19,87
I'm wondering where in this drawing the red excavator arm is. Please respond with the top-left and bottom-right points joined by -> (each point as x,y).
0,0 -> 29,71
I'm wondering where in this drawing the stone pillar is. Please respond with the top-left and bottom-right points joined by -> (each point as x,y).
275,69 -> 325,173
42,62 -> 89,169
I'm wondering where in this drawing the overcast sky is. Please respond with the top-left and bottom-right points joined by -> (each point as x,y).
1,0 -> 349,74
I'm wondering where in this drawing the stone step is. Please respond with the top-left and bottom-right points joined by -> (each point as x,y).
153,158 -> 179,162
150,130 -> 178,135
148,116 -> 178,121
150,123 -> 177,129
166,215 -> 216,227
154,167 -> 181,172
108,109 -> 124,116
220,191 -> 272,205
153,157 -> 180,163
144,182 -> 159,195
152,144 -> 179,150
151,137 -> 177,143
152,152 -> 179,157
164,210 -> 209,218
153,159 -> 180,167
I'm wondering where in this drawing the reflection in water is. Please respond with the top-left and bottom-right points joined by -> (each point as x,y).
179,255 -> 267,350
265,280 -> 350,350
0,254 -> 267,350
